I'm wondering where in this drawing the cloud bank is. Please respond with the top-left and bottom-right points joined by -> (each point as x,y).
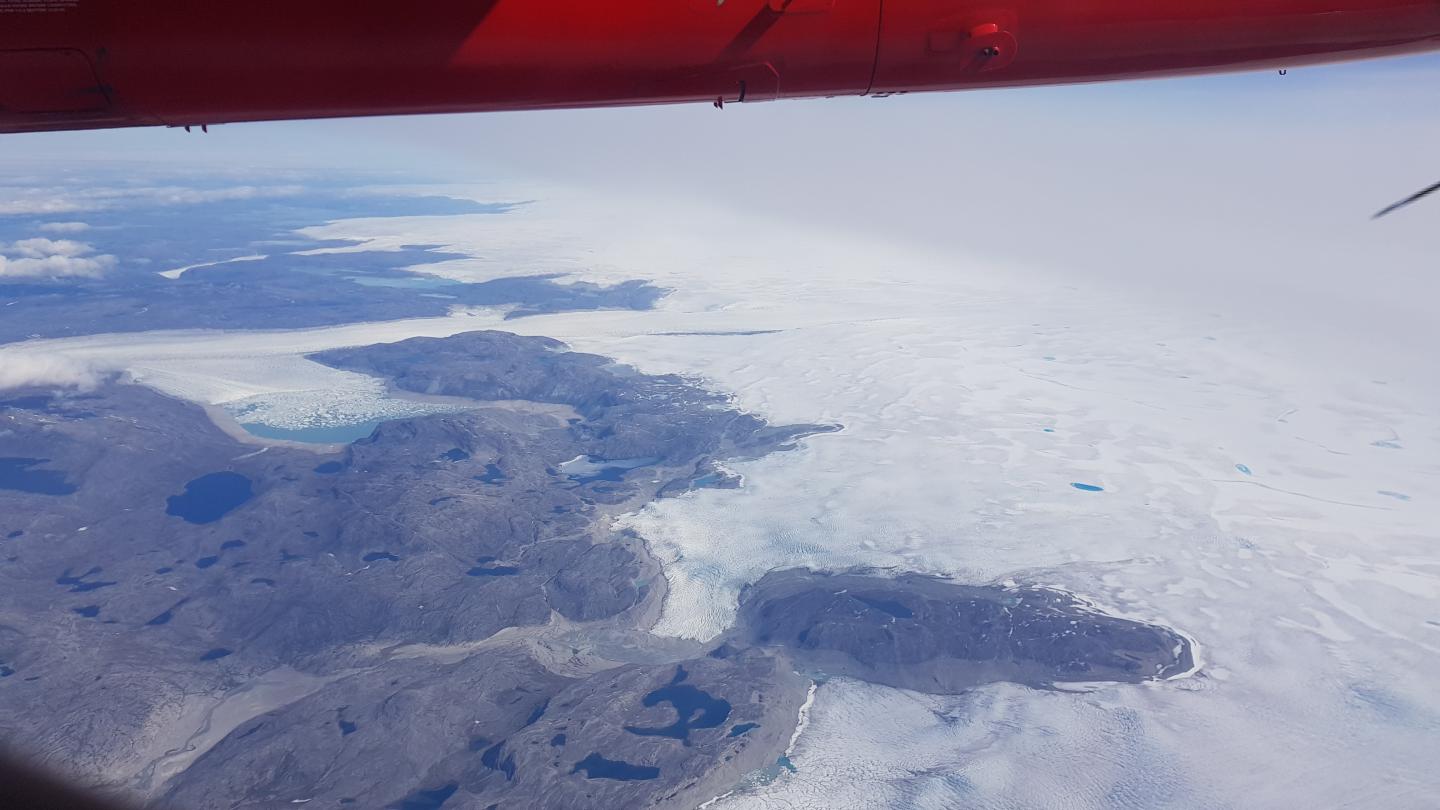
0,353 -> 100,391
0,237 -> 117,279
38,221 -> 91,234
0,184 -> 306,215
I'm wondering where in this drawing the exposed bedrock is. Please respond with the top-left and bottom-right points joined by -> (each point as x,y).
731,568 -> 1194,694
0,330 -> 1193,810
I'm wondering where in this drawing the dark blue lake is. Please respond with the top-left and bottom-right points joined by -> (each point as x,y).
475,463 -> 507,485
56,567 -> 116,593
393,783 -> 458,810
0,457 -> 77,496
146,599 -> 188,626
166,472 -> 254,524
524,699 -> 550,727
571,753 -> 660,781
854,594 -> 914,619
623,683 -> 731,742
1070,482 -> 1104,492
479,741 -> 516,779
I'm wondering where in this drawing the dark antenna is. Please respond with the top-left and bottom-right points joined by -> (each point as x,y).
1373,179 -> 1440,219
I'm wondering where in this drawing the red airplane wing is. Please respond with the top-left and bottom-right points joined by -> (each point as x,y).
1,0 -> 1439,133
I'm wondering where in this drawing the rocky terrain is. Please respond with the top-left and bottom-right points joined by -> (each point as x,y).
732,569 -> 1193,693
0,331 -> 1190,809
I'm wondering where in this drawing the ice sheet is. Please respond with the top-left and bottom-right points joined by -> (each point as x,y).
5,187 -> 1437,806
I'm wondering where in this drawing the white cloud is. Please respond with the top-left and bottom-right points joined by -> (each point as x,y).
136,184 -> 306,204
10,238 -> 91,258
38,221 -> 91,234
0,184 -> 305,215
0,197 -> 88,216
0,353 -> 99,391
0,238 -> 116,279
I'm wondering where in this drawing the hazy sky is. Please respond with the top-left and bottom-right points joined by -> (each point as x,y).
6,52 -> 1439,376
